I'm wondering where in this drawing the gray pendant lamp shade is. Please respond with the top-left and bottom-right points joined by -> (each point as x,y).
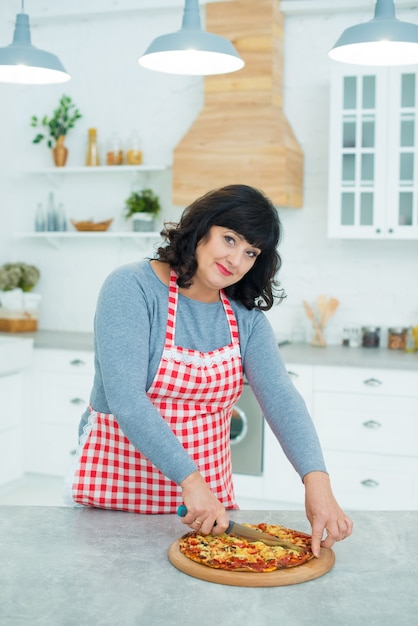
138,0 -> 244,76
0,11 -> 70,84
329,0 -> 418,66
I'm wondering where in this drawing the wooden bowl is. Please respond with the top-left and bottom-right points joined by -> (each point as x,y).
71,219 -> 113,232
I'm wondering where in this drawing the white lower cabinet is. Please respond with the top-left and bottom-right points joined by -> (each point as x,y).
313,366 -> 418,510
0,373 -> 25,486
234,363 -> 313,506
24,347 -> 418,511
26,348 -> 94,476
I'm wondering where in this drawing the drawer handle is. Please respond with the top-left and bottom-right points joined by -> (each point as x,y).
70,359 -> 86,367
361,478 -> 380,488
363,377 -> 382,387
70,397 -> 86,405
287,370 -> 299,379
362,420 -> 382,429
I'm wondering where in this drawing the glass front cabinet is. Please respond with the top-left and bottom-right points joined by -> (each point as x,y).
328,64 -> 418,239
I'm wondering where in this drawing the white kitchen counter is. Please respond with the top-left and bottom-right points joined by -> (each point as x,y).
1,330 -> 416,370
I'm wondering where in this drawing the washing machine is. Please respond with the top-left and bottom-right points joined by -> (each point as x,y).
230,380 -> 264,476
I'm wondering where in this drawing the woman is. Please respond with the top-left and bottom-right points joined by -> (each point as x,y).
71,184 -> 352,557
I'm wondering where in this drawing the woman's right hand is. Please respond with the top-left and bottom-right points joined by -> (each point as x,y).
180,471 -> 229,535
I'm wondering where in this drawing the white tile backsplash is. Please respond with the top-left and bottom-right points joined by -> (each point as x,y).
0,2 -> 417,340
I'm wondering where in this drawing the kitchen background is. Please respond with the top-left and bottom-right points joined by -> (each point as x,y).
1,0 -> 417,345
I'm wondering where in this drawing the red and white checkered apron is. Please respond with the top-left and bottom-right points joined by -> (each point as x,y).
72,269 -> 243,513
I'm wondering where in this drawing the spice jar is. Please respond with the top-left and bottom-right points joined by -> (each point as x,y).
126,130 -> 142,165
106,132 -> 124,165
388,327 -> 407,350
362,326 -> 380,348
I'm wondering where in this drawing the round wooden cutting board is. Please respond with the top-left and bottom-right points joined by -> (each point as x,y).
168,540 -> 335,587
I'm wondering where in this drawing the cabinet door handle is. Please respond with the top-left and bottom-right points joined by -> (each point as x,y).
361,478 -> 379,488
363,377 -> 382,387
287,370 -> 299,379
70,397 -> 86,405
70,359 -> 86,367
362,419 -> 382,429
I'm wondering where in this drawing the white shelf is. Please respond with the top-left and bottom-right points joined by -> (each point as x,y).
17,232 -> 160,238
27,165 -> 169,175
16,232 -> 161,248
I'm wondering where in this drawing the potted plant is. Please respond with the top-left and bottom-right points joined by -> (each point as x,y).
30,95 -> 82,167
123,188 -> 161,232
0,263 -> 41,332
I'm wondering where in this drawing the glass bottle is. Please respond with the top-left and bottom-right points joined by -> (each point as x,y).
126,130 -> 143,165
86,128 -> 100,166
46,192 -> 56,232
55,202 -> 67,232
106,132 -> 123,165
34,203 -> 46,232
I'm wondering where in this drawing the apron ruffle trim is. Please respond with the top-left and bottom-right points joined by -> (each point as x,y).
162,344 -> 241,367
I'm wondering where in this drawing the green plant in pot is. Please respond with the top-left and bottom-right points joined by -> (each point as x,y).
123,188 -> 161,232
30,95 -> 82,167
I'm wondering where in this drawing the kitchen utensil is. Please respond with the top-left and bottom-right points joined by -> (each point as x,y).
303,300 -> 326,346
177,505 -> 304,551
322,297 -> 339,326
168,541 -> 335,587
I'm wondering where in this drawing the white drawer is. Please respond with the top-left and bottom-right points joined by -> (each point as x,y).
35,348 -> 94,375
39,372 -> 91,426
325,451 -> 418,510
314,392 -> 418,457
314,366 -> 418,397
0,373 -> 24,430
29,423 -> 79,477
0,427 -> 24,485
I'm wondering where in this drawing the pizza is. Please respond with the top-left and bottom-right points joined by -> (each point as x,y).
178,523 -> 314,573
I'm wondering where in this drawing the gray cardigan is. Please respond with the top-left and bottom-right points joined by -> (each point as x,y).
79,260 -> 326,487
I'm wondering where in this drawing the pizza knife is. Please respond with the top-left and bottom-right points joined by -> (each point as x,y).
177,505 -> 304,551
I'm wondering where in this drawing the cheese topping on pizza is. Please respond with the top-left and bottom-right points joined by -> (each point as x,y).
179,523 -> 314,573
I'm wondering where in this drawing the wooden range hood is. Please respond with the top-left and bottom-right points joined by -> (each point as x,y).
172,0 -> 303,208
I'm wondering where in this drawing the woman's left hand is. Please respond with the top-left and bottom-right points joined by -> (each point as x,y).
303,471 -> 353,558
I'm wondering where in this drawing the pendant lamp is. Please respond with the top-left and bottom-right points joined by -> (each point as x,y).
138,0 -> 244,76
329,0 -> 418,66
0,1 -> 70,85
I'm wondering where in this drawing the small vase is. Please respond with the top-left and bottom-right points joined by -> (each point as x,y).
52,135 -> 68,167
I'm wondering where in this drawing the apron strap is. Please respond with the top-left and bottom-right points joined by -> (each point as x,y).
166,270 -> 240,348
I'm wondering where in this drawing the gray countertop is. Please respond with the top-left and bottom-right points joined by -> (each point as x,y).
0,506 -> 416,626
1,329 -> 417,370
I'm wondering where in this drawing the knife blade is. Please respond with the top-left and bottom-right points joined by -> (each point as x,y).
177,505 -> 304,552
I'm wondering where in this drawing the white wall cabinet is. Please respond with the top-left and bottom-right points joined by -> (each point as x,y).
26,348 -> 94,477
328,64 -> 418,239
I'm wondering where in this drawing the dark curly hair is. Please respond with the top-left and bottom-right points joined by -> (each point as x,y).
155,184 -> 285,311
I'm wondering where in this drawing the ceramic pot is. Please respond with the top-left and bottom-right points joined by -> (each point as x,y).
52,135 -> 68,167
131,213 -> 155,232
